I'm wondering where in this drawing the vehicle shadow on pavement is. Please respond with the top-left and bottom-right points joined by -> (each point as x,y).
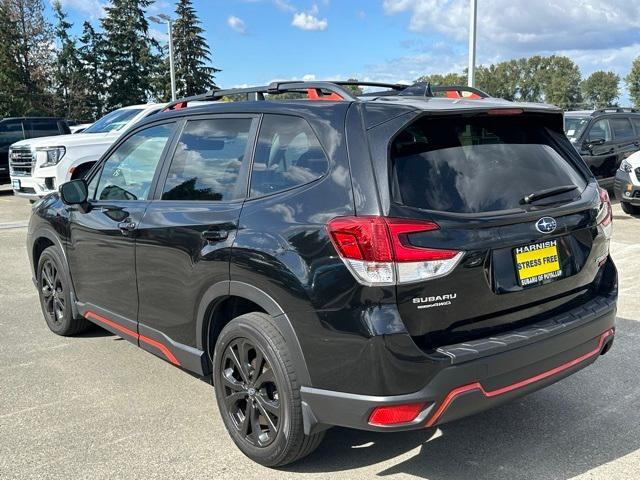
285,317 -> 640,479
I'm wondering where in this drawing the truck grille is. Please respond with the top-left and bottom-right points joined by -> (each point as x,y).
9,147 -> 34,177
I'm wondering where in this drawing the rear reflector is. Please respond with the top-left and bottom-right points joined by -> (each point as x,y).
327,216 -> 464,285
597,188 -> 613,239
368,402 -> 425,426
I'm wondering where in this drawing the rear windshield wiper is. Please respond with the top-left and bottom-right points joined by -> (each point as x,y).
520,185 -> 579,205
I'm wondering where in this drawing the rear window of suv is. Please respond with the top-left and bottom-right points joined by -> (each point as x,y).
390,114 -> 587,214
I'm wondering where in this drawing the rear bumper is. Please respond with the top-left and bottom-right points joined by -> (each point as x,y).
301,292 -> 616,433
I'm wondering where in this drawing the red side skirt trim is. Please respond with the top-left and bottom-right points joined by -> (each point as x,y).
425,329 -> 614,427
85,311 -> 181,366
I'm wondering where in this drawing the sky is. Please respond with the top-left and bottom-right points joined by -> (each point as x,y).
51,0 -> 640,103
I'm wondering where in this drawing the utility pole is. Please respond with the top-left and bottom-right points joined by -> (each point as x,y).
468,0 -> 477,87
150,14 -> 177,101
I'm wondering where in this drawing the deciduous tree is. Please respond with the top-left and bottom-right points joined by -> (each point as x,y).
581,71 -> 620,109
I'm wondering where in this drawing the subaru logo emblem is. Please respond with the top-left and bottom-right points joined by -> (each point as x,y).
536,217 -> 557,234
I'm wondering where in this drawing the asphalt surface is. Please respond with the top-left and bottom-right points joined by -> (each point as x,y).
1,184 -> 639,480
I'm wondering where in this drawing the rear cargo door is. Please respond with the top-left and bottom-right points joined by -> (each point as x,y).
382,111 -> 609,348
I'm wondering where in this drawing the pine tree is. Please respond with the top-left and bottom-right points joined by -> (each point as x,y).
8,0 -> 55,115
53,0 -> 83,118
101,0 -> 160,109
0,0 -> 24,115
173,0 -> 219,97
78,21 -> 106,120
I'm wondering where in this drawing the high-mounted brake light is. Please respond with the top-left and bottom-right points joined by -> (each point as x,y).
327,216 -> 464,286
597,187 -> 613,239
487,108 -> 524,116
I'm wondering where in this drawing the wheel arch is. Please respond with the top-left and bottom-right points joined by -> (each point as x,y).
31,227 -> 81,319
197,281 -> 312,386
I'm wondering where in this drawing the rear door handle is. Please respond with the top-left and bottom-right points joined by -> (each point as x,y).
118,219 -> 136,235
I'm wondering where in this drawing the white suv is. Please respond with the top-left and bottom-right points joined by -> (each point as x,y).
10,104 -> 166,199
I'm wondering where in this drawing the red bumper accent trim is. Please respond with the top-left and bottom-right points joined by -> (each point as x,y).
85,311 -> 181,366
425,329 -> 614,427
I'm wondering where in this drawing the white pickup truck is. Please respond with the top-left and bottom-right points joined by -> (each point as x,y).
9,103 -> 166,199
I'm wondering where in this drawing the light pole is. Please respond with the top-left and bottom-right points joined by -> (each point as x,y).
150,14 -> 177,101
468,0 -> 477,87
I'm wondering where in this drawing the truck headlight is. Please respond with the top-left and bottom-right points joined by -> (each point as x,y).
620,160 -> 633,173
38,147 -> 66,167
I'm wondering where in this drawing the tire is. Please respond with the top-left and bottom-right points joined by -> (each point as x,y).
621,201 -> 640,215
37,246 -> 91,336
213,312 -> 324,467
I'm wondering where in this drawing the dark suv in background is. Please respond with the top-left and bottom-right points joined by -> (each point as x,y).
0,117 -> 70,184
565,108 -> 640,186
27,82 -> 616,467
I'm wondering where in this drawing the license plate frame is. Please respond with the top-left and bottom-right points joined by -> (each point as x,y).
513,239 -> 563,287
12,179 -> 20,190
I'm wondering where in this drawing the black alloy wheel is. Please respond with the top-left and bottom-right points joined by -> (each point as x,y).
40,259 -> 66,325
219,338 -> 281,447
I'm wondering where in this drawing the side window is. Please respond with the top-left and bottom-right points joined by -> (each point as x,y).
610,117 -> 635,140
161,118 -> 252,201
26,119 -> 60,138
631,117 -> 640,135
94,123 -> 174,201
250,115 -> 328,198
0,120 -> 25,148
587,119 -> 612,143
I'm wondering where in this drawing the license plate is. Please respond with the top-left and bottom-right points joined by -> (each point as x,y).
514,240 -> 562,287
12,179 -> 20,190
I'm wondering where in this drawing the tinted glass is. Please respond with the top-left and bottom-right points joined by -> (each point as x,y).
26,119 -> 60,138
390,115 -> 586,214
84,108 -> 143,134
587,119 -> 612,142
94,123 -> 173,201
564,115 -> 589,142
162,118 -> 252,201
250,115 -> 328,197
631,116 -> 640,134
0,120 -> 24,147
610,117 -> 634,139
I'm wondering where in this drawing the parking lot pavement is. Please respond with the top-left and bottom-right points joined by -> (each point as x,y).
1,190 -> 639,480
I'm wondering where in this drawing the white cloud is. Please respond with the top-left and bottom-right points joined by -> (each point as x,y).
302,73 -> 316,81
56,0 -> 105,18
292,11 -> 328,31
274,0 -> 296,12
227,15 -> 247,34
383,0 -> 640,52
149,28 -> 169,43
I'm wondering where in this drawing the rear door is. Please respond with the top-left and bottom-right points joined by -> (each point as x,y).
580,117 -> 618,182
610,116 -> 639,170
135,114 -> 258,347
379,111 -> 608,348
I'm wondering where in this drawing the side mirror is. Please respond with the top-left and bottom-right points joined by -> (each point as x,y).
60,179 -> 88,205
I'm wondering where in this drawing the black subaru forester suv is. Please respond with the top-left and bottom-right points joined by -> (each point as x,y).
27,81 -> 617,467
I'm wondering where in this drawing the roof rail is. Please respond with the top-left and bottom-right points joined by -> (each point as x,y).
161,80 -> 490,112
162,81 -> 360,111
430,85 -> 489,99
593,107 -> 640,115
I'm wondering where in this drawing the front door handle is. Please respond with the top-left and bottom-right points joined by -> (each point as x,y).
118,219 -> 136,235
202,229 -> 229,242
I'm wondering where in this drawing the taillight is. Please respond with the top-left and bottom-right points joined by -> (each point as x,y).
368,402 -> 425,426
326,216 -> 463,286
597,188 -> 613,239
